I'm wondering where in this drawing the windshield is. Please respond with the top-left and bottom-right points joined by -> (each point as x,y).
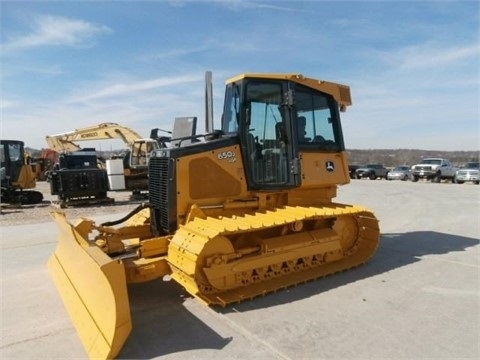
222,83 -> 241,134
462,162 -> 479,169
421,159 -> 442,165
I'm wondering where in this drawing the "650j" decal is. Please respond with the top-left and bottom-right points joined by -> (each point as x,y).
217,151 -> 236,162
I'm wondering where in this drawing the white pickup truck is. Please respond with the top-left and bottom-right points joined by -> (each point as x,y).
410,158 -> 457,183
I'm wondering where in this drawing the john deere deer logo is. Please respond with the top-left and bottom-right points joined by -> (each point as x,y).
325,161 -> 335,172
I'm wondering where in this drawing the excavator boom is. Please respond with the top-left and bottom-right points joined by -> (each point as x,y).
45,122 -> 143,152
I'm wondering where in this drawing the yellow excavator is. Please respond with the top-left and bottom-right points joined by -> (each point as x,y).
45,121 -> 153,151
45,120 -> 197,193
45,122 -> 163,191
48,72 -> 380,359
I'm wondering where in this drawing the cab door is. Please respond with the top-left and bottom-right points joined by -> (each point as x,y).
240,80 -> 298,190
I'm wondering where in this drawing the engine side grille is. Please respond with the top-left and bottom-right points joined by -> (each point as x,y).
149,156 -> 176,234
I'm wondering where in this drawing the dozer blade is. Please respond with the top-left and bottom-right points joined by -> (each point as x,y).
47,212 -> 131,359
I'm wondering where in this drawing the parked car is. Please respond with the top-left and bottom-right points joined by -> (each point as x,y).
410,158 -> 457,183
387,166 -> 411,181
355,164 -> 389,180
348,164 -> 362,179
455,162 -> 479,184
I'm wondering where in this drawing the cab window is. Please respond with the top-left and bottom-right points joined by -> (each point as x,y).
295,85 -> 342,150
222,83 -> 240,134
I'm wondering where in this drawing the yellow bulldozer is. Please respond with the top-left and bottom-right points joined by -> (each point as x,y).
48,72 -> 380,359
1,139 -> 44,205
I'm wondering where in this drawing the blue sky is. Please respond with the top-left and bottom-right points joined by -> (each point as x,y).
1,0 -> 479,151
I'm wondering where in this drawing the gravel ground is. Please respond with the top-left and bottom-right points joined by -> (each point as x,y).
2,177 -> 478,359
2,178 -> 478,228
0,181 -> 145,226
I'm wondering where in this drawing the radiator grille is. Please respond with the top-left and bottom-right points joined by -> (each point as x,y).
149,156 -> 173,234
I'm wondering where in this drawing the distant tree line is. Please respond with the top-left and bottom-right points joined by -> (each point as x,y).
346,149 -> 480,167
28,147 -> 479,169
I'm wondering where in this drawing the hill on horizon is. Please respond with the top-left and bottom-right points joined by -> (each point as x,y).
26,146 -> 479,168
346,149 -> 479,167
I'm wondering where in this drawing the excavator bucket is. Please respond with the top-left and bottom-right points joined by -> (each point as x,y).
47,212 -> 131,359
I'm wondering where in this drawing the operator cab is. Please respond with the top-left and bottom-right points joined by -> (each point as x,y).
221,75 -> 346,190
0,140 -> 26,187
129,139 -> 159,168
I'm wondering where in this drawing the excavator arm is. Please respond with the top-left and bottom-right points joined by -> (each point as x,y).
45,122 -> 143,152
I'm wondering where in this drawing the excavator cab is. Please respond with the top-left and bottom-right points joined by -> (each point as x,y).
129,117 -> 197,168
129,139 -> 158,167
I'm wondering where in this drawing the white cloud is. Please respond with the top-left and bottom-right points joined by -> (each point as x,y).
378,43 -> 480,71
340,39 -> 479,152
2,14 -> 111,53
0,98 -> 17,110
401,44 -> 478,70
211,0 -> 303,12
153,45 -> 211,59
71,73 -> 203,102
0,71 -> 221,149
2,63 -> 64,78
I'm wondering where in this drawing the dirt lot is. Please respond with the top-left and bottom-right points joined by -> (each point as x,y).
0,181 -> 144,226
1,178 -> 478,359
1,178 -> 478,228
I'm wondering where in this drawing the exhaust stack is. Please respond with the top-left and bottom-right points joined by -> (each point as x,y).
205,71 -> 213,133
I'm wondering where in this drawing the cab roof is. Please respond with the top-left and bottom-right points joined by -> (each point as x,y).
225,73 -> 352,109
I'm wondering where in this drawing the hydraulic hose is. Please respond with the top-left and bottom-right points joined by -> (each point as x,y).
100,203 -> 153,226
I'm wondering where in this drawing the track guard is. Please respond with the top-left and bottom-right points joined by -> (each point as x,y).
47,212 -> 131,359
